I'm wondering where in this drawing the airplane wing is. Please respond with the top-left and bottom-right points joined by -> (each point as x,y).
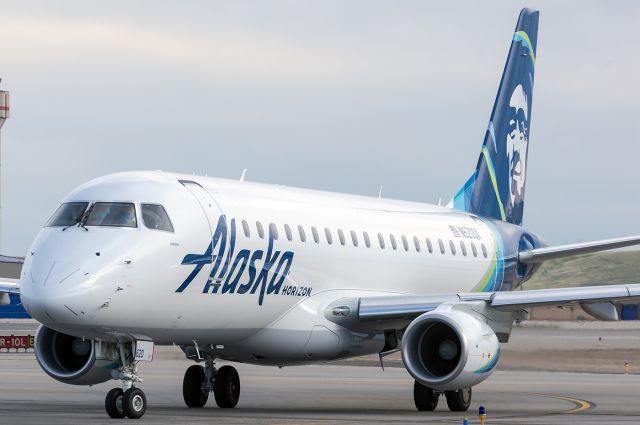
0,278 -> 20,305
325,283 -> 640,332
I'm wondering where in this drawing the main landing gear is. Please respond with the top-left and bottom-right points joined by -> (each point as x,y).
414,381 -> 472,412
183,358 -> 241,409
105,344 -> 147,419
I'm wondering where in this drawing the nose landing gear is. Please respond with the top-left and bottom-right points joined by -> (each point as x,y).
105,343 -> 147,419
182,358 -> 241,409
105,388 -> 125,418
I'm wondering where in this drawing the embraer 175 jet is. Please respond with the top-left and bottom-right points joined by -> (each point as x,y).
1,8 -> 639,420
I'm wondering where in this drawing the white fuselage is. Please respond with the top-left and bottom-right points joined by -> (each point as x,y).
20,171 -> 498,365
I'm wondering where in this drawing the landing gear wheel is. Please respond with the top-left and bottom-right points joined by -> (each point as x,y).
183,365 -> 209,407
123,387 -> 147,419
413,381 -> 439,411
213,365 -> 240,408
105,388 -> 126,418
445,387 -> 472,412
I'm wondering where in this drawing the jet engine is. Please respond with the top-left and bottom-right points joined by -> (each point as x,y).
401,309 -> 500,390
34,325 -> 119,385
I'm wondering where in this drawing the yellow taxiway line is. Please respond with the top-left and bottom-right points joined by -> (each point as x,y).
527,392 -> 594,413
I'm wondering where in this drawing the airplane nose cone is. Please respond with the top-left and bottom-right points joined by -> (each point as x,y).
30,259 -> 81,287
21,257 -> 92,326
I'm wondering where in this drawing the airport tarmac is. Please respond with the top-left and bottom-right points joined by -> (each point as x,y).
0,320 -> 638,424
0,354 -> 638,425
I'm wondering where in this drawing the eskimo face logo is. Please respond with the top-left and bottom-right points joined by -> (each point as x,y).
506,84 -> 529,206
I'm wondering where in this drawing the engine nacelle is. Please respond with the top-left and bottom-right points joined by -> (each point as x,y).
401,309 -> 500,391
34,325 -> 119,385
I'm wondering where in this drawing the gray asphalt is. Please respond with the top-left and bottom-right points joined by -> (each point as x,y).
0,354 -> 638,425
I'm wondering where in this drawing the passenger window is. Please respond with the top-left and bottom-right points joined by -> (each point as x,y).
350,230 -> 358,247
413,236 -> 421,252
85,202 -> 137,228
460,241 -> 467,257
312,226 -> 320,243
378,233 -> 385,249
390,234 -> 397,250
141,204 -> 174,232
426,238 -> 433,254
438,239 -> 445,254
363,232 -> 371,248
242,220 -> 251,238
401,235 -> 409,251
471,242 -> 478,257
449,240 -> 457,255
298,225 -> 307,242
269,223 -> 279,240
284,224 -> 293,241
481,243 -> 488,258
46,202 -> 89,227
256,221 -> 265,239
338,229 -> 346,246
325,228 -> 333,244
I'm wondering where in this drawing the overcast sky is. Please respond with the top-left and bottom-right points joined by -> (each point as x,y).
0,1 -> 638,255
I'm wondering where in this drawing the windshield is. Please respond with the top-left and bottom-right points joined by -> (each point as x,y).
84,202 -> 137,228
46,202 -> 89,227
141,204 -> 174,232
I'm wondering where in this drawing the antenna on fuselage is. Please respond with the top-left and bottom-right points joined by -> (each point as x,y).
437,197 -> 443,206
378,186 -> 383,198
239,169 -> 247,182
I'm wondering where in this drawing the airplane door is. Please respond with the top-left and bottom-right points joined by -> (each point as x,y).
179,180 -> 225,235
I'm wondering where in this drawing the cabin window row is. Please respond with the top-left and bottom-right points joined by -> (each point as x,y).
240,219 -> 489,258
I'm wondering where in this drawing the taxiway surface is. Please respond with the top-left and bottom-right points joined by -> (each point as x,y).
0,354 -> 638,425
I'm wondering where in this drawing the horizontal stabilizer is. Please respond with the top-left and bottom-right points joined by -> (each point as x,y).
518,235 -> 640,264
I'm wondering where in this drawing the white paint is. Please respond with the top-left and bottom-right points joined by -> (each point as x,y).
19,171 -> 497,364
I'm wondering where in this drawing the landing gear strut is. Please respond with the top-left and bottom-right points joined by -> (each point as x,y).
183,358 -> 214,407
105,343 -> 147,419
182,359 -> 241,409
413,381 -> 472,412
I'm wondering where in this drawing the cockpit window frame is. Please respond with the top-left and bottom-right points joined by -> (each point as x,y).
141,203 -> 175,233
83,202 -> 139,229
45,201 -> 90,227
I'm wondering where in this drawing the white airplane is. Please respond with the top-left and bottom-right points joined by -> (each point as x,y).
1,7 -> 639,420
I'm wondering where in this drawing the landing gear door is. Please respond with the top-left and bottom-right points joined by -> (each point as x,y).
179,180 -> 224,235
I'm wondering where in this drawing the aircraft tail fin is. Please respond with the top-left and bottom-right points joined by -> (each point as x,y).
451,8 -> 539,226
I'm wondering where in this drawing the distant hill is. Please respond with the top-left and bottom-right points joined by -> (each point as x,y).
524,250 -> 640,289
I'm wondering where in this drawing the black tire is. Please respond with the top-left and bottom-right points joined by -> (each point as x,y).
413,381 -> 439,411
105,388 -> 126,419
183,365 -> 209,408
445,387 -> 472,412
123,387 -> 147,419
213,365 -> 240,408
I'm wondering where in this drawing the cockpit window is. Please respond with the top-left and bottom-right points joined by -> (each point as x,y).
141,204 -> 174,232
46,202 -> 89,227
84,202 -> 137,228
